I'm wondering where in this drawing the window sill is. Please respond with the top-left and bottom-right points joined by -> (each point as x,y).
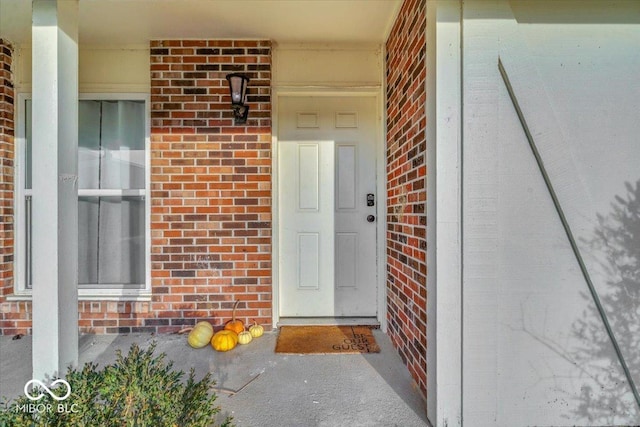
6,291 -> 152,302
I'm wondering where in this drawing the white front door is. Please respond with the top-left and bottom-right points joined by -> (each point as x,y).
278,96 -> 378,317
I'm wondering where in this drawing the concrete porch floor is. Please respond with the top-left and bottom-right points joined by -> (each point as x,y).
1,329 -> 429,427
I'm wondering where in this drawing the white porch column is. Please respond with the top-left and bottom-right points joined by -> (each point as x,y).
31,0 -> 79,380
426,1 -> 463,426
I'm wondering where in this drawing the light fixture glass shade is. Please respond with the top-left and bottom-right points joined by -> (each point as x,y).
226,73 -> 249,106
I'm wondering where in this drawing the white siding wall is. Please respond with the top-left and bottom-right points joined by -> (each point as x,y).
15,43 -> 380,98
273,43 -> 382,88
15,42 -> 381,98
14,45 -> 149,93
461,1 -> 640,426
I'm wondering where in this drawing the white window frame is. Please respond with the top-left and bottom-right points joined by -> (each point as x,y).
11,92 -> 151,301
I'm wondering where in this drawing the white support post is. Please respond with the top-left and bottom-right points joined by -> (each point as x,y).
31,0 -> 79,380
426,1 -> 463,426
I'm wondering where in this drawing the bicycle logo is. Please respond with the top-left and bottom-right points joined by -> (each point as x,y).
24,379 -> 72,401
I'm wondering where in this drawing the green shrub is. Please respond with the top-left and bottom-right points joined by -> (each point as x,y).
0,342 -> 233,427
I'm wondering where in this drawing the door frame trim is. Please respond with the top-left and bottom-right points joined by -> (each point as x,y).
271,88 -> 387,330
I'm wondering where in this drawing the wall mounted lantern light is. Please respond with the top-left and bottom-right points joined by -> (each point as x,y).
226,73 -> 250,124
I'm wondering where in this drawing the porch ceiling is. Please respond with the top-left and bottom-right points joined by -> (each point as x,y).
0,0 -> 401,46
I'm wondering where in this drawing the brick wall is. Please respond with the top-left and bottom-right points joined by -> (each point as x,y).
385,0 -> 427,398
147,40 -> 272,333
0,39 -> 26,335
0,40 -> 272,335
0,39 -> 14,299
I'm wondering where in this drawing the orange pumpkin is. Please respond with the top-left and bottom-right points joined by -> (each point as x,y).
224,300 -> 244,334
211,330 -> 238,352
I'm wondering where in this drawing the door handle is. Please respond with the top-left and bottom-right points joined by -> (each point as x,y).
367,215 -> 376,223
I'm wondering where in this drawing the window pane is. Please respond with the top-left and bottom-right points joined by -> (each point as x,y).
27,99 -> 145,190
78,100 -> 102,189
100,101 -> 145,190
77,100 -> 145,190
79,196 -> 145,285
25,99 -> 32,190
24,98 -> 146,289
25,196 -> 32,288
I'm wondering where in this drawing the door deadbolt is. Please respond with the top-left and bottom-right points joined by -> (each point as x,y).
366,193 -> 375,207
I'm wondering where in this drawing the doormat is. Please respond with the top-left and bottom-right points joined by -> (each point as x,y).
275,325 -> 380,354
